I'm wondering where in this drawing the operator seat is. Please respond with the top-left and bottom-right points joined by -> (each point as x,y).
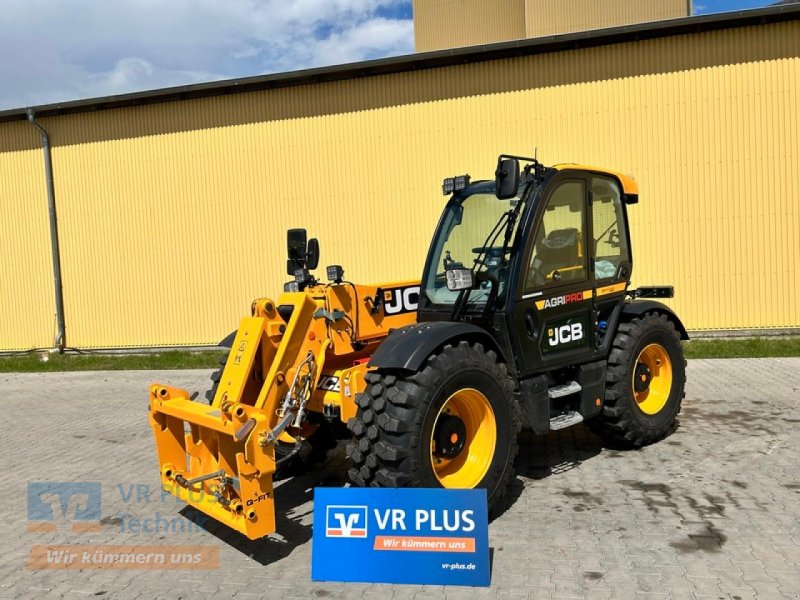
529,227 -> 581,286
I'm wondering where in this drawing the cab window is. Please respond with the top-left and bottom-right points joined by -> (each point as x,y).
591,177 -> 629,280
525,180 -> 587,291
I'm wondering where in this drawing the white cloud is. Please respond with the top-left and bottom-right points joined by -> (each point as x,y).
86,57 -> 226,95
310,17 -> 415,66
0,0 -> 413,110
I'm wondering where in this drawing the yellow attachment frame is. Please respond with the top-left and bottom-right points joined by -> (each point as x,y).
149,281 -> 418,539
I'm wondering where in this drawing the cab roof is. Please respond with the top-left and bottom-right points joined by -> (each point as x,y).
553,164 -> 639,196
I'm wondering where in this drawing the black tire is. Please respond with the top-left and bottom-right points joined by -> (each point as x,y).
268,416 -> 337,481
346,341 -> 520,516
204,350 -> 335,479
203,351 -> 228,405
589,312 -> 686,447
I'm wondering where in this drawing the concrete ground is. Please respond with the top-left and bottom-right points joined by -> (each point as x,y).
0,358 -> 798,599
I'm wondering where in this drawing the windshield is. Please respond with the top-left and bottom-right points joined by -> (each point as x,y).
422,186 -> 525,308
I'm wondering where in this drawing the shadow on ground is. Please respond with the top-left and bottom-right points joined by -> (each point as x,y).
496,424 -> 610,518
180,424 -> 656,563
179,456 -> 348,566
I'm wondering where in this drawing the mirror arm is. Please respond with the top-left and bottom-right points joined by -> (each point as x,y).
449,288 -> 470,322
474,272 -> 499,318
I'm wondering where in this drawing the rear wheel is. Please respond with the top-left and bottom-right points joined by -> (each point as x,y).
347,341 -> 520,516
589,312 -> 686,446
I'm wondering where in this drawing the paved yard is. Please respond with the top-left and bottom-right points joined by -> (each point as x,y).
0,358 -> 798,599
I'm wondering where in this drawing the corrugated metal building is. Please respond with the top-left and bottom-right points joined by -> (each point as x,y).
413,0 -> 690,51
1,6 -> 798,350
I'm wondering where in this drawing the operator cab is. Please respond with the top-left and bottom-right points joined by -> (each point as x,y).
419,155 -> 636,377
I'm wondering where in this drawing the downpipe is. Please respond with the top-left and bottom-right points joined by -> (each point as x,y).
26,110 -> 66,352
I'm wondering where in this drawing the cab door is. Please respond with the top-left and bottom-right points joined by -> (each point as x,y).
511,174 -> 596,374
588,175 -> 632,341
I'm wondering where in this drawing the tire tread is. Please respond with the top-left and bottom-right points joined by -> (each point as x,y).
588,312 -> 686,447
347,343 -> 520,517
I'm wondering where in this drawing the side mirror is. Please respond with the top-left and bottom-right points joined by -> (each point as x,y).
445,268 -> 475,292
287,228 -> 307,276
306,238 -> 320,270
495,157 -> 520,200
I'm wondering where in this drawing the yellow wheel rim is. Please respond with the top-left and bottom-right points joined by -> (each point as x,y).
430,388 -> 496,488
632,343 -> 673,415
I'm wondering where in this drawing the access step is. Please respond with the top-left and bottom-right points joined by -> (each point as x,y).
549,411 -> 584,431
547,381 -> 582,399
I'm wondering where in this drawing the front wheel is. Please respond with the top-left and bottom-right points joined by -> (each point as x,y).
346,341 -> 520,516
589,312 -> 686,446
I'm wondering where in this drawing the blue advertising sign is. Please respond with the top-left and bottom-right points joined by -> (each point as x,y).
312,487 -> 490,586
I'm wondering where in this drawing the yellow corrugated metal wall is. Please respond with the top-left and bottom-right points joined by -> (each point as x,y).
0,19 -> 798,349
525,0 -> 689,38
414,0 -> 526,52
0,122 -> 57,349
413,0 -> 689,51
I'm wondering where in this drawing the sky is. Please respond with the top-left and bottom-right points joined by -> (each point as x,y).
0,0 -> 784,111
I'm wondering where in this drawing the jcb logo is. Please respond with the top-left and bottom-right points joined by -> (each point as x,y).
548,323 -> 584,347
326,505 -> 368,538
317,376 -> 340,392
383,286 -> 420,316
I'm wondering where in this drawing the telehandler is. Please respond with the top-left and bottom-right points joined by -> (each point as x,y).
149,154 -> 687,540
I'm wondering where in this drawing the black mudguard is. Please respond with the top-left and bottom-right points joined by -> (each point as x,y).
218,330 -> 238,348
622,300 -> 690,340
369,322 -> 506,372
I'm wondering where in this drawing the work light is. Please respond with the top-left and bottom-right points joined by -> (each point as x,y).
442,174 -> 470,195
445,268 -> 475,291
327,265 -> 344,284
295,268 -> 310,284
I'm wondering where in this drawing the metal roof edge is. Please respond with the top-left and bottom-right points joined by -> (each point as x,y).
1,4 -> 799,124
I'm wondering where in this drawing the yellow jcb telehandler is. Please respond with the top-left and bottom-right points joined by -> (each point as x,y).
149,154 -> 688,540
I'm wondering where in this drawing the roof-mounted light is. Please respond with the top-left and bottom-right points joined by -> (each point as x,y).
442,174 -> 470,195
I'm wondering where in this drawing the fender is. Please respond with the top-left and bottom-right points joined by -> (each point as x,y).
622,300 -> 690,340
218,330 -> 238,348
369,322 -> 506,371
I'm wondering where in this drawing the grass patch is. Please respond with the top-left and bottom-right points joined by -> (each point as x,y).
0,337 -> 798,373
683,337 -> 800,359
0,350 -> 222,373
